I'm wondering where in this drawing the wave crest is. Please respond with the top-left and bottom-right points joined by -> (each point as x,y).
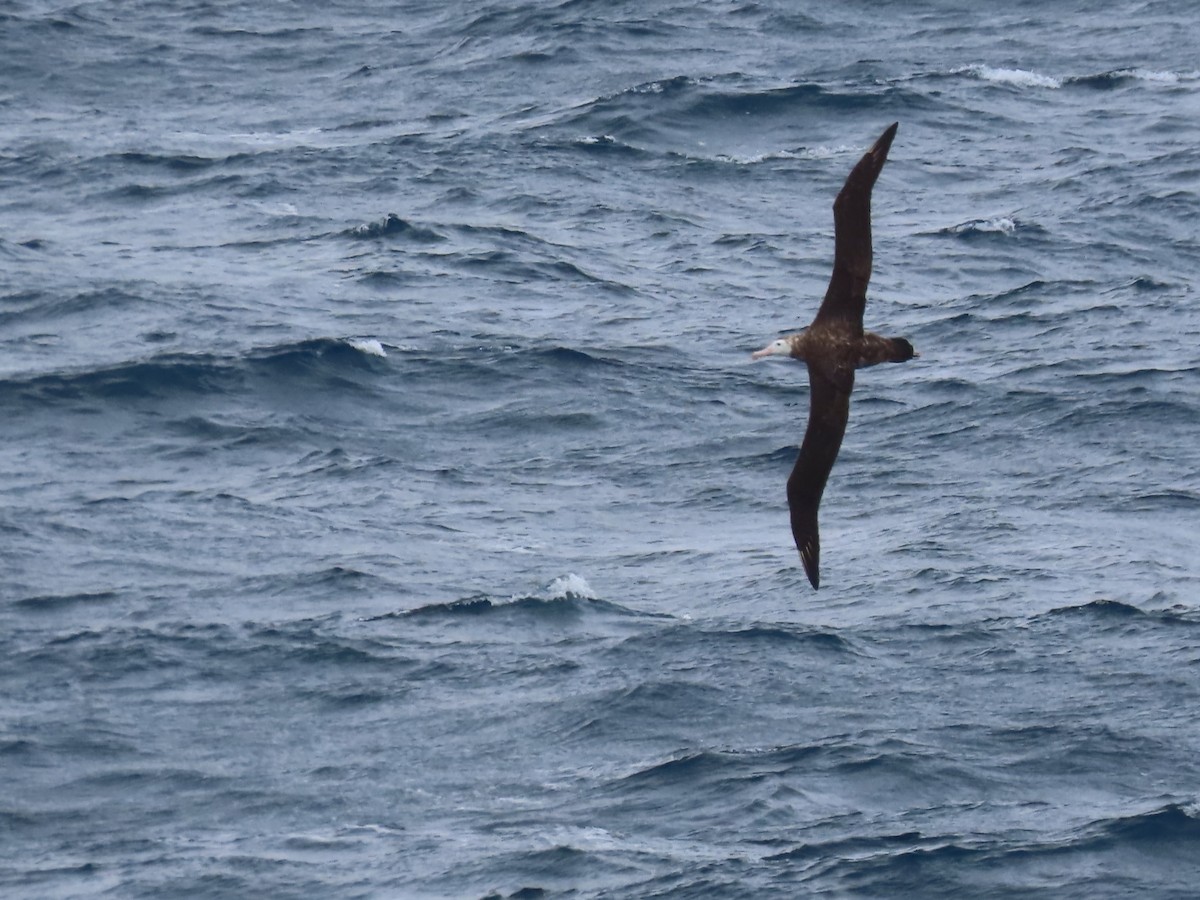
954,65 -> 1062,89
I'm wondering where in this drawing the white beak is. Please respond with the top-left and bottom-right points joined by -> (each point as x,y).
751,342 -> 787,360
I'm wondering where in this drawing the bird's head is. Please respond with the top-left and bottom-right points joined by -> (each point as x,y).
751,335 -> 797,361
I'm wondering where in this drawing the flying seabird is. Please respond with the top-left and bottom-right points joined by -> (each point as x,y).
752,122 -> 917,590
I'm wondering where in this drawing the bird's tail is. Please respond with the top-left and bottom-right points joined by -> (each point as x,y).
887,337 -> 918,362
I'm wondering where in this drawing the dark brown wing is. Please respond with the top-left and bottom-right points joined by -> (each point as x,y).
812,122 -> 898,335
787,364 -> 854,589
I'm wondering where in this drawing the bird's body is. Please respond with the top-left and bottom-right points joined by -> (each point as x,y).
780,325 -> 915,374
752,122 -> 917,590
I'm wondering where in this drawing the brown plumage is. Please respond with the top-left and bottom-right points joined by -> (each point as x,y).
752,122 -> 917,589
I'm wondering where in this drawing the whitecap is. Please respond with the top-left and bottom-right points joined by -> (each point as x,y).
953,217 -> 1017,234
956,65 -> 1062,89
802,144 -> 857,160
1116,68 -> 1198,84
713,149 -> 801,165
347,338 -> 387,357
545,573 -> 596,600
1123,68 -> 1179,83
711,145 -> 854,165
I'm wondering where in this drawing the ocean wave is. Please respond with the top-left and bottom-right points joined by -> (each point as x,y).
719,624 -> 855,652
957,278 -> 1106,311
1068,68 -> 1200,88
932,217 -> 1048,240
350,340 -> 643,400
247,337 -> 393,376
576,680 -> 727,740
947,64 -> 1200,93
605,617 -> 857,662
1047,396 -> 1199,437
1123,488 -> 1200,512
19,622 -> 234,685
0,236 -> 49,257
109,150 -> 221,172
609,739 -> 889,796
0,354 -> 233,404
533,346 -> 618,368
268,565 -> 386,593
1060,365 -> 1196,388
13,590 -> 121,612
723,144 -> 860,165
355,269 -> 413,288
451,248 -> 631,292
369,220 -> 633,293
1047,598 -> 1145,618
449,342 -> 633,377
1118,275 -> 1178,295
953,64 -> 1062,89
395,595 -> 595,621
679,79 -> 929,119
0,284 -> 156,327
162,414 -> 299,448
346,338 -> 387,358
16,614 -> 468,703
389,574 -> 649,623
1041,598 -> 1197,627
343,213 -> 446,243
771,801 -> 1200,895
0,337 -> 391,408
549,73 -> 930,148
943,216 -> 1014,235
613,748 -> 741,787
566,134 -> 655,158
545,572 -> 598,600
766,829 -> 930,864
102,172 -> 248,203
1096,802 -> 1200,843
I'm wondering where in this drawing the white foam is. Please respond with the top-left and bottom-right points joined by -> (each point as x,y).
1126,69 -> 1179,83
343,823 -> 406,837
631,78 -> 679,94
955,217 -> 1017,234
804,144 -> 858,159
1117,68 -> 1193,84
957,65 -> 1062,89
545,573 -> 596,600
347,338 -> 387,357
715,150 -> 797,165
713,144 -> 855,165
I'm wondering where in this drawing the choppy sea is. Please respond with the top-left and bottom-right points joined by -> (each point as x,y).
3,1 -> 1200,897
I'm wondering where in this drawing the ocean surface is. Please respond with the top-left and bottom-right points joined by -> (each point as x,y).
3,1 -> 1200,897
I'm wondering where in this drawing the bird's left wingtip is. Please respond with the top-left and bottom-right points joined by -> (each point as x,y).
875,122 -> 899,152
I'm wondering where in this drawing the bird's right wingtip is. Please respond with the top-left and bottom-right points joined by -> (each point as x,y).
801,547 -> 820,590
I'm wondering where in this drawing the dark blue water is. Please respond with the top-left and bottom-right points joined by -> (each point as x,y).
3,1 -> 1200,897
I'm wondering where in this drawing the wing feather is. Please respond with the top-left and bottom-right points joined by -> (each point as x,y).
787,364 -> 854,589
812,122 -> 898,334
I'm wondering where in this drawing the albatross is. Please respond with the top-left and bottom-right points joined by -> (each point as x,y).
752,122 -> 917,590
